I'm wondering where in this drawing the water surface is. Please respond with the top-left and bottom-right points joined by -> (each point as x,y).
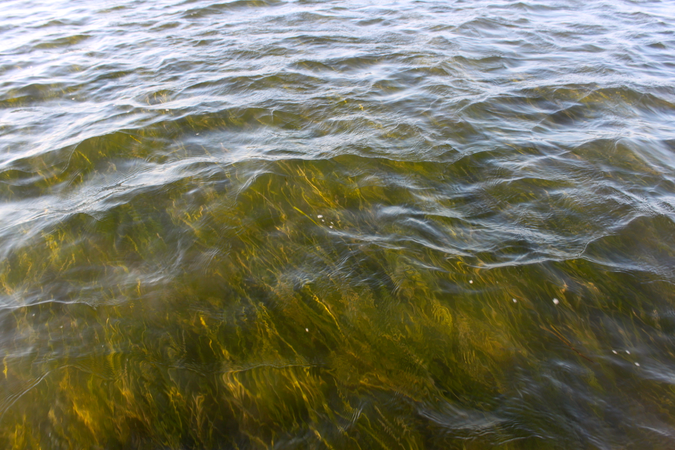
2,0 -> 675,448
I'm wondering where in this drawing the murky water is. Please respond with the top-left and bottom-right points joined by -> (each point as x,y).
2,0 -> 675,448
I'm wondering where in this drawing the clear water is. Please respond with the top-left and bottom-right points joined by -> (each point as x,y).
1,0 -> 675,448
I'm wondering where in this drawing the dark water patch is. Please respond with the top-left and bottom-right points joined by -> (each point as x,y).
31,34 -> 92,50
583,214 -> 675,278
182,0 -> 283,18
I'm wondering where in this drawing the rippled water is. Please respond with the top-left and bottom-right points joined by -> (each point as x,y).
2,0 -> 675,448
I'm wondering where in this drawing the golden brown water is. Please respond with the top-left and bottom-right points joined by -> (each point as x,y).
2,0 -> 675,448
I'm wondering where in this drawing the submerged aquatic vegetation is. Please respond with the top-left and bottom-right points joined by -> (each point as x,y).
3,0 -> 675,448
2,154 -> 675,449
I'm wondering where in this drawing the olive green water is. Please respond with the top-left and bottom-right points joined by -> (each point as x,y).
2,0 -> 675,448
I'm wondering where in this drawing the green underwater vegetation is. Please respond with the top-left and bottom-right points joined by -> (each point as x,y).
3,0 -> 675,447
1,135 -> 675,448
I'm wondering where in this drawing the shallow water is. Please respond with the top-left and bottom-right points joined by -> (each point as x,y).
2,0 -> 675,448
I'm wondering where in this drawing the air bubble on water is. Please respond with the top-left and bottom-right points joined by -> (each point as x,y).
635,362 -> 640,366
469,280 -> 473,284
612,350 -> 617,354
512,299 -> 517,303
553,298 -> 559,305
626,350 -> 630,354
305,328 -> 309,332
329,226 -> 333,229
317,215 -> 323,218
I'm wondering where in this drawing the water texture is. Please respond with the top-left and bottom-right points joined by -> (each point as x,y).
1,0 -> 675,448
